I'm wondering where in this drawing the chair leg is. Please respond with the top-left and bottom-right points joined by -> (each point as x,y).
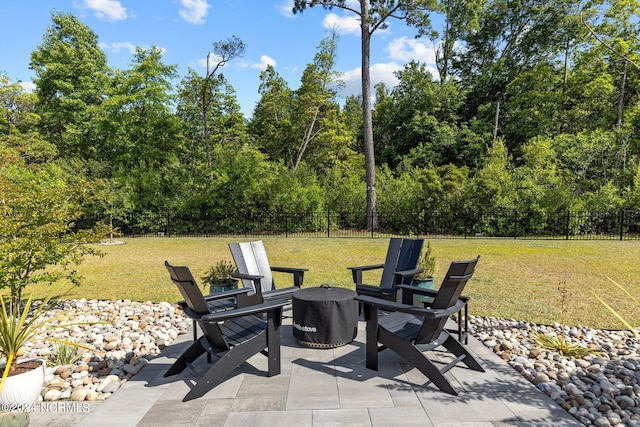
442,333 -> 485,373
364,305 -> 379,371
390,338 -> 459,394
183,334 -> 268,401
266,308 -> 282,377
165,338 -> 206,377
455,304 -> 469,344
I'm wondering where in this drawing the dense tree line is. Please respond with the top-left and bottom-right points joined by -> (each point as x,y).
2,4 -> 640,235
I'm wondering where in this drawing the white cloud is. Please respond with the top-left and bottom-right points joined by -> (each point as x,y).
76,0 -> 128,22
338,62 -> 403,100
20,82 -> 36,93
337,58 -> 438,104
322,13 -> 360,35
198,54 -> 223,69
370,62 -> 404,88
278,0 -> 294,18
251,55 -> 276,70
198,55 -> 274,72
100,42 -> 166,57
101,41 -> 137,55
178,0 -> 210,25
386,36 -> 436,65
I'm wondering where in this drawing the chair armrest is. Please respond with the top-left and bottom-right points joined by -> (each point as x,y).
270,266 -> 307,287
347,263 -> 384,285
202,287 -> 251,302
262,286 -> 299,301
201,300 -> 289,322
393,267 -> 425,285
347,263 -> 384,272
396,284 -> 471,306
396,285 -> 471,303
231,271 -> 263,281
270,266 -> 308,273
356,283 -> 395,297
397,284 -> 438,297
356,295 -> 466,320
178,287 -> 251,316
395,267 -> 424,278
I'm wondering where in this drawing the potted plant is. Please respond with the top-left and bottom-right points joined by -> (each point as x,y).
201,260 -> 239,294
0,289 -> 101,426
413,241 -> 436,298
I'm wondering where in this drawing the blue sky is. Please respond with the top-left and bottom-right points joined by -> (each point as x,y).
1,0 -> 440,117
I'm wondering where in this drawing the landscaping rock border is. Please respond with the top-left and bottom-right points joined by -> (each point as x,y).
12,299 -> 189,403
469,316 -> 640,427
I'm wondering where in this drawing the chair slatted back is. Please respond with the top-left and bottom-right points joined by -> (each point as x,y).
165,261 -> 210,315
415,256 -> 479,344
229,240 -> 274,295
164,261 -> 230,351
379,238 -> 424,291
397,239 -> 423,285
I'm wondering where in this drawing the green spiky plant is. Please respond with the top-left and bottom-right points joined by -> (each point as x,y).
48,342 -> 82,367
0,289 -> 103,393
534,282 -> 601,357
201,260 -> 237,287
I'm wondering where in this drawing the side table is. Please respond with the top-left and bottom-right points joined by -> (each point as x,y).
292,285 -> 358,348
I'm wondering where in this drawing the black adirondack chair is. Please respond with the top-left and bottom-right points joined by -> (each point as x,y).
406,257 -> 479,344
165,260 -> 251,342
350,238 -> 424,301
356,256 -> 483,395
229,240 -> 308,305
164,261 -> 287,401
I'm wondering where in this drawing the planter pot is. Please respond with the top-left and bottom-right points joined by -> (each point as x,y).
412,277 -> 435,304
0,359 -> 45,407
208,279 -> 239,295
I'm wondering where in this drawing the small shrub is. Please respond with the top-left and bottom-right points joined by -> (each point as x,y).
534,333 -> 601,358
201,260 -> 237,286
48,342 -> 82,366
534,282 -> 601,358
415,241 -> 436,280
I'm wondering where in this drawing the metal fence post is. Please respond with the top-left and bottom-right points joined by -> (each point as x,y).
327,210 -> 330,238
620,209 -> 625,241
370,211 -> 374,238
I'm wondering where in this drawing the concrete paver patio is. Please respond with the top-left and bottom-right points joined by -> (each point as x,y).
29,316 -> 582,427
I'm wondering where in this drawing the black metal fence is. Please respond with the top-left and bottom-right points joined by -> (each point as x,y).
85,208 -> 640,240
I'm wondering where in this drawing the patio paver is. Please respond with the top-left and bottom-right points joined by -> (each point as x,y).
28,316 -> 583,427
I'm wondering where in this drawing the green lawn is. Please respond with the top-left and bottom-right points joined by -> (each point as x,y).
19,237 -> 640,330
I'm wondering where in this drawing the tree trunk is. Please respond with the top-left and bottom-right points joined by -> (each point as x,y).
439,0 -> 452,83
361,1 -> 378,230
293,107 -> 320,174
617,60 -> 627,129
203,102 -> 211,168
203,56 -> 212,168
492,101 -> 500,143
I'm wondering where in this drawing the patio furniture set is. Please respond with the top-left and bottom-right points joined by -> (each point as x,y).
164,239 -> 483,402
